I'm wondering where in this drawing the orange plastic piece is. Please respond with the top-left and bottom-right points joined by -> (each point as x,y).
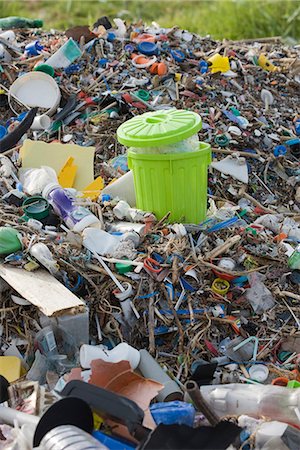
133,33 -> 156,43
272,377 -> 288,386
274,232 -> 288,243
157,62 -> 168,76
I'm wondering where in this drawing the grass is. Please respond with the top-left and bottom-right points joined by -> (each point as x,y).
1,0 -> 300,41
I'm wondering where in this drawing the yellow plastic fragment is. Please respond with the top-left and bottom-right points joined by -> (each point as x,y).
81,176 -> 104,200
58,156 -> 78,188
208,53 -> 230,73
258,54 -> 277,72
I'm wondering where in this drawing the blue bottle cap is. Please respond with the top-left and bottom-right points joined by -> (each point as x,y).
101,194 -> 111,202
274,145 -> 287,157
0,125 -> 7,139
170,49 -> 185,62
98,58 -> 108,67
137,41 -> 158,56
124,43 -> 135,53
107,32 -> 116,42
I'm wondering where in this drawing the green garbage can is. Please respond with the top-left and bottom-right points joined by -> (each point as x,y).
117,109 -> 211,223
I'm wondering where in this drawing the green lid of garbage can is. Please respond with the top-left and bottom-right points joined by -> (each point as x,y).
117,109 -> 202,147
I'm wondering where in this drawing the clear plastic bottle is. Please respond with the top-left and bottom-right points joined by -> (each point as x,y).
200,383 -> 300,426
42,183 -> 100,232
0,17 -> 43,29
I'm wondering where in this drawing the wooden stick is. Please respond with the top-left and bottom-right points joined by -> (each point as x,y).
204,235 -> 241,260
148,281 -> 156,355
212,148 -> 264,160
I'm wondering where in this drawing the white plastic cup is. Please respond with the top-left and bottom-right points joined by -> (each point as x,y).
80,342 -> 140,369
31,114 -> 51,131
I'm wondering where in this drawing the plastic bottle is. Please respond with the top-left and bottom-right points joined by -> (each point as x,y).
0,17 -> 43,29
42,183 -> 100,232
200,383 -> 300,426
46,38 -> 82,69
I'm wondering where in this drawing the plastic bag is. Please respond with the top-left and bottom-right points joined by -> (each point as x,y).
246,272 -> 275,314
20,166 -> 58,195
0,227 -> 22,256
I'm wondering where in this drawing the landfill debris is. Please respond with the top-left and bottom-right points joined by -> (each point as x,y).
0,14 -> 299,450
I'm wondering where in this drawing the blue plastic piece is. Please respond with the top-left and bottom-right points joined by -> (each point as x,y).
286,138 -> 300,146
17,112 -> 28,121
137,41 -> 158,56
274,144 -> 287,157
93,431 -> 135,450
107,32 -> 116,42
124,44 -> 135,53
150,401 -> 195,426
98,58 -> 108,67
199,60 -> 208,74
295,120 -> 300,136
25,40 -> 43,56
65,63 -> 81,74
101,194 -> 111,202
170,49 -> 185,62
0,125 -> 7,139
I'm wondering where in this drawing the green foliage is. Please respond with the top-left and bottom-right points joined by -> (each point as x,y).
1,0 -> 300,41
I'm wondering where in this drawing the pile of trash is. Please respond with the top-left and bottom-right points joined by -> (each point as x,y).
0,14 -> 299,450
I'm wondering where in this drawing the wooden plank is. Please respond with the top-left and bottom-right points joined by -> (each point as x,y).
0,265 -> 85,317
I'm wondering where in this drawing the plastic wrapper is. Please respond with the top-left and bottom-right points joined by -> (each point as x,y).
246,272 -> 275,314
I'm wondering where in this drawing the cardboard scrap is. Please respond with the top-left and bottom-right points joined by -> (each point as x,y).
0,265 -> 85,316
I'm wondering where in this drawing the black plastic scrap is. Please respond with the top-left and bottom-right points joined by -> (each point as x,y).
0,107 -> 38,153
139,421 -> 241,450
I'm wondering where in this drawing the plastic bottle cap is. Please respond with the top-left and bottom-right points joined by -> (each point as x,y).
98,58 -> 108,67
211,278 -> 230,295
136,89 -> 150,101
22,196 -> 50,220
214,134 -> 229,147
117,109 -> 202,147
101,194 -> 111,202
170,49 -> 185,62
107,32 -> 116,42
137,41 -> 158,56
33,64 -> 55,78
115,261 -> 133,274
273,145 -> 287,157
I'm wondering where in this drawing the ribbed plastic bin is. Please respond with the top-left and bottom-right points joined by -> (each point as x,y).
128,143 -> 211,223
117,109 -> 211,223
